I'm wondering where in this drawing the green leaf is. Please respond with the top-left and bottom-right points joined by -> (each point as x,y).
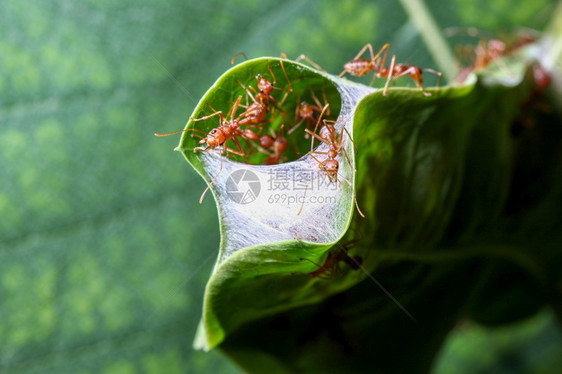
2,0 -> 561,373
176,58 -> 370,349
179,11 -> 562,374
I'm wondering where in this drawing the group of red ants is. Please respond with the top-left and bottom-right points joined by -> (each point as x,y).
157,34 -> 548,280
156,42 -> 446,205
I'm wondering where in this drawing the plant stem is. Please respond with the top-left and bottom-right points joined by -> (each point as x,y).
399,0 -> 458,82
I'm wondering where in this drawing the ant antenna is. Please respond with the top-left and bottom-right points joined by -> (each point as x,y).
231,52 -> 249,65
154,128 -> 207,137
297,184 -> 309,216
334,242 -> 416,322
198,147 -> 225,204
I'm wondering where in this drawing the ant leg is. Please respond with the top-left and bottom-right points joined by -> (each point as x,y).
191,109 -> 224,123
320,82 -> 331,116
267,59 -> 293,105
308,152 -> 327,170
423,68 -> 442,88
278,88 -> 291,107
305,129 -> 331,149
294,93 -> 301,122
231,136 -> 248,158
310,87 -> 327,115
309,150 -> 330,156
382,54 -> 396,95
199,145 -> 226,204
231,52 -> 248,65
266,58 -> 277,87
354,194 -> 366,218
295,54 -> 326,72
341,126 -> 356,148
308,104 -> 330,150
336,170 -> 351,187
369,44 -> 391,86
228,95 -> 243,121
237,80 -> 257,103
336,127 -> 365,218
372,43 -> 390,66
338,126 -> 357,171
339,43 -> 376,77
154,127 -> 207,137
362,43 -> 376,60
340,146 -> 356,173
297,184 -> 308,216
279,59 -> 293,95
288,118 -> 305,135
299,257 -> 323,267
190,133 -> 204,140
224,145 -> 246,157
394,66 -> 431,96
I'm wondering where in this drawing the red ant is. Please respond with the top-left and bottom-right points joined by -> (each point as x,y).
450,28 -> 537,82
234,60 -> 293,139
233,56 -> 293,109
473,38 -> 508,70
236,79 -> 274,129
305,105 -> 366,218
340,43 -> 442,97
305,104 -> 354,184
301,241 -> 363,279
456,38 -> 511,82
288,86 -> 330,136
155,95 -> 261,203
260,125 -> 288,165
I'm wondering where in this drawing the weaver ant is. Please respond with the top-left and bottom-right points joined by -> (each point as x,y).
260,125 -> 289,165
233,56 -> 293,107
305,105 -> 365,218
232,61 -> 293,140
305,105 -> 354,184
155,95 -> 262,203
449,28 -> 537,82
340,43 -> 442,96
288,86 -> 331,136
301,241 -> 363,280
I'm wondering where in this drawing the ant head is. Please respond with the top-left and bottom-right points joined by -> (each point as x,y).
322,159 -> 339,182
256,74 -> 273,95
204,127 -> 226,147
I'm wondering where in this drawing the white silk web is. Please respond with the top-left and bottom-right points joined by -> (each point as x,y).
198,81 -> 374,263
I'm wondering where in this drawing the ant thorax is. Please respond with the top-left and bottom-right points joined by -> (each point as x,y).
327,148 -> 338,159
299,102 -> 315,119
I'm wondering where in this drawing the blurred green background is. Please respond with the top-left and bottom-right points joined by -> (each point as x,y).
0,0 -> 560,373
